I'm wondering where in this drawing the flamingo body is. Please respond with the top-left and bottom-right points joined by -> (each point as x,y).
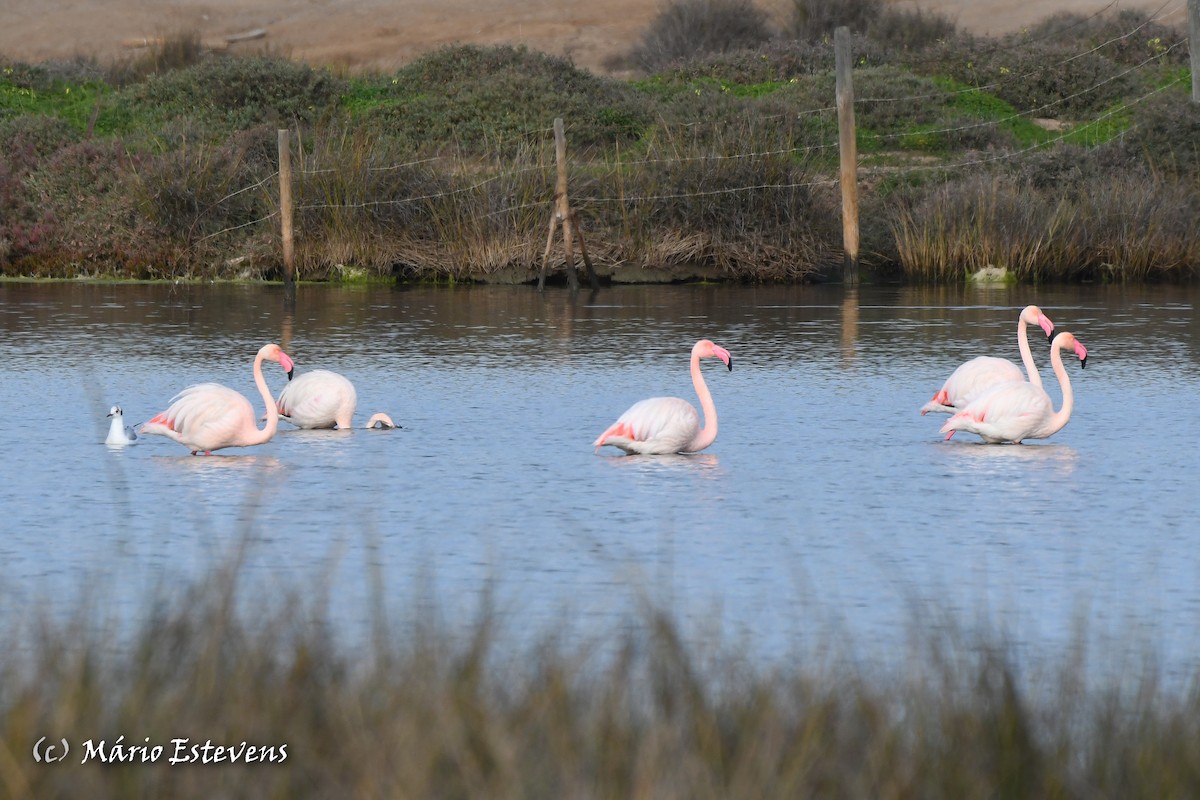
921,305 -> 1055,415
940,331 -> 1087,444
141,343 -> 294,455
594,397 -> 703,455
105,405 -> 137,445
594,339 -> 732,455
276,369 -> 357,429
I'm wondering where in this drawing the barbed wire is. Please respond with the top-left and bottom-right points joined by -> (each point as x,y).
860,72 -> 1187,177
195,210 -> 280,243
183,4 -> 1191,234
856,1 -> 1183,108
864,35 -> 1189,146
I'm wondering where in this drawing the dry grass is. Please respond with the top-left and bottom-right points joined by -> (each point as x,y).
1,549 -> 1199,798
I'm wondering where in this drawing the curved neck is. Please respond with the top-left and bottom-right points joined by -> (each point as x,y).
248,353 -> 279,446
686,350 -> 718,452
1017,314 -> 1043,388
1041,338 -> 1074,437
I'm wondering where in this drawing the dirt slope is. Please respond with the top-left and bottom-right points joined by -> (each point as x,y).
0,0 -> 1180,76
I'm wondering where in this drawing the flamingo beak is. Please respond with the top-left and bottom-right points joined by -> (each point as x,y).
714,346 -> 733,371
1075,341 -> 1088,369
1038,314 -> 1055,342
279,351 -> 295,380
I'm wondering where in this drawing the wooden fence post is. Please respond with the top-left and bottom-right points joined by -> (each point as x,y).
1190,0 -> 1200,102
538,118 -> 598,291
834,26 -> 860,285
278,128 -> 296,303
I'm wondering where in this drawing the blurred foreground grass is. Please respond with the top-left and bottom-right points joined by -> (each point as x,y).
1,551 -> 1198,799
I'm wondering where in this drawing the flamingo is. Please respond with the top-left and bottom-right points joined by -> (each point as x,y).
140,343 -> 295,455
920,304 -> 1056,415
275,368 -> 396,429
105,405 -> 138,445
593,339 -> 732,455
939,331 -> 1088,444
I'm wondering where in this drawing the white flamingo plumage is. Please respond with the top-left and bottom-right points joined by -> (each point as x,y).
275,368 -> 395,429
593,339 -> 732,455
140,343 -> 295,455
920,304 -> 1056,415
940,331 -> 1088,444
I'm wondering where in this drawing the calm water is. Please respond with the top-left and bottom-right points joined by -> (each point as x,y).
0,281 -> 1196,676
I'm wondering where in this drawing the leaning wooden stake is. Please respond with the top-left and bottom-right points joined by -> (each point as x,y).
834,27 -> 860,285
570,209 -> 599,289
278,128 -> 296,303
538,118 -> 596,291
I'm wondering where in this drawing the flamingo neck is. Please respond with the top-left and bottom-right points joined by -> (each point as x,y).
248,352 -> 279,446
686,350 -> 718,452
1041,338 -> 1074,437
1017,314 -> 1043,388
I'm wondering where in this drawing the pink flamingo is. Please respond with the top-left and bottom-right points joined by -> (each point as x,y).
275,368 -> 395,429
141,343 -> 295,455
593,339 -> 732,455
940,331 -> 1088,444
920,304 -> 1056,415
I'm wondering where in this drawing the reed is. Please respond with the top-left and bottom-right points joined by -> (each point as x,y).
3,555 -> 1199,798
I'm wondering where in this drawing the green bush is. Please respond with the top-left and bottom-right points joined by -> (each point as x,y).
1098,88 -> 1200,176
918,38 -> 1140,119
108,56 -> 347,137
1024,9 -> 1190,68
359,46 -> 649,156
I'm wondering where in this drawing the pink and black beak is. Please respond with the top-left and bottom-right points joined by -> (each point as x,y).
280,351 -> 295,380
1038,313 -> 1055,344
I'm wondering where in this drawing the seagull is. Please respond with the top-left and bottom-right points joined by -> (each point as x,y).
106,405 -> 138,445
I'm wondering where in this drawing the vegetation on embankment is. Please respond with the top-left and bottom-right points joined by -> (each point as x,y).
1,4 -> 1198,284
5,555 -> 1200,798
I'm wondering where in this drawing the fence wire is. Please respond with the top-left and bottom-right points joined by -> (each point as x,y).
189,4 -> 1193,244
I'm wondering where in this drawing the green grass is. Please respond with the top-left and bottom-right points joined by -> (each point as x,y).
0,75 -> 109,132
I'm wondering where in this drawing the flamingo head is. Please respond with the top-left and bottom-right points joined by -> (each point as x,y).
1054,332 -> 1088,369
694,339 -> 733,372
258,343 -> 295,379
1023,305 -> 1055,342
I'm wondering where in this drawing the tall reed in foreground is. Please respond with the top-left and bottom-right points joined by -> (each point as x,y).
1,553 -> 1199,798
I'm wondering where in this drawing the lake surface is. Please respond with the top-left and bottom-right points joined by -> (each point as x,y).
0,281 -> 1196,679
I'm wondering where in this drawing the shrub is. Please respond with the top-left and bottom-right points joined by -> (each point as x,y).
109,55 -> 347,136
106,29 -> 209,86
930,38 -> 1139,118
869,7 -> 960,53
360,46 -> 649,156
629,0 -> 774,73
1023,9 -> 1190,68
0,115 -> 82,269
652,33 -> 894,85
788,0 -> 882,40
1097,89 -> 1200,177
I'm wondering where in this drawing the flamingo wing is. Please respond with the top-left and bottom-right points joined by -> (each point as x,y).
594,397 -> 700,454
143,383 -> 256,452
926,355 -> 1026,414
276,370 -> 356,429
940,381 -> 1053,443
